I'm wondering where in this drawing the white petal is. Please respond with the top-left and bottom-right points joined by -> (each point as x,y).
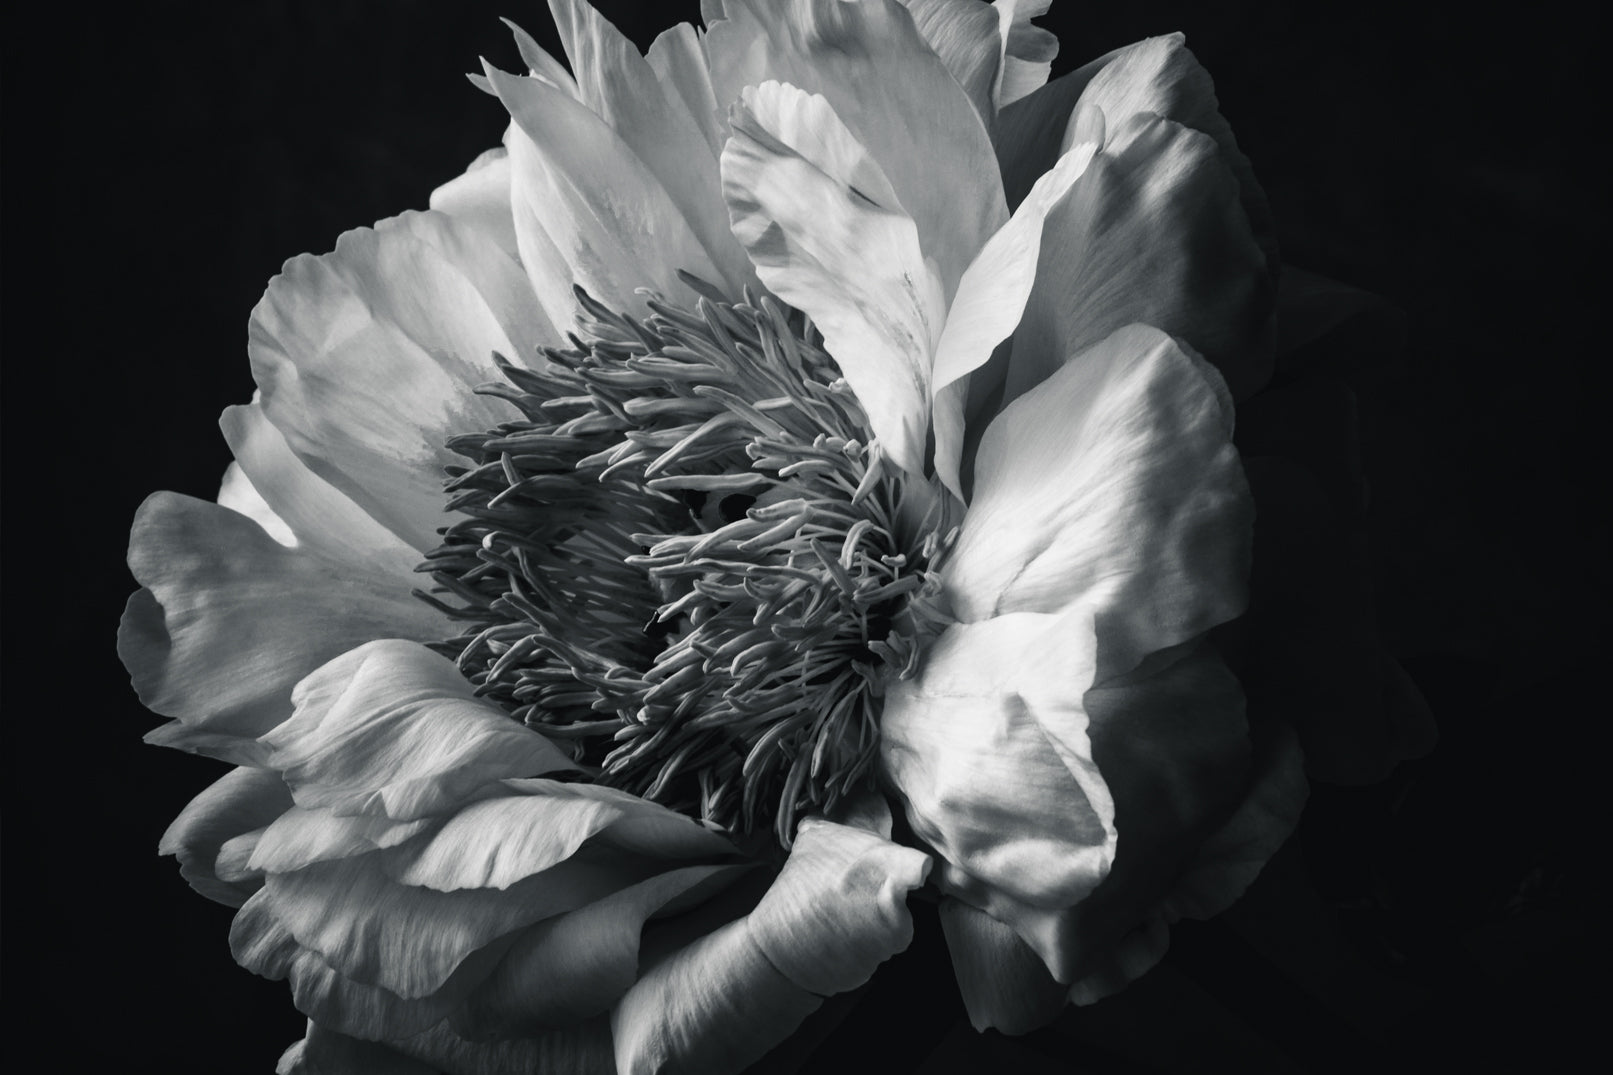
487,62 -> 721,318
879,609 -> 1114,946
248,806 -> 431,876
277,1019 -> 440,1075
262,640 -> 576,820
248,214 -> 523,552
159,765 -> 293,907
722,80 -> 944,481
900,0 -> 1001,126
930,140 -> 1096,498
119,495 -> 446,763
428,147 -> 519,264
611,819 -> 929,1074
646,22 -> 725,160
219,402 -> 418,575
707,0 -> 1007,300
1006,115 -> 1273,404
217,461 -> 296,547
944,324 -> 1251,684
548,0 -> 753,295
993,0 -> 1057,107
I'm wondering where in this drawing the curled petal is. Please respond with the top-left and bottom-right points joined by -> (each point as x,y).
946,324 -> 1251,683
159,765 -> 294,907
993,0 -> 1057,107
217,461 -> 295,547
262,640 -> 576,820
611,819 -> 930,1074
119,495 -> 445,764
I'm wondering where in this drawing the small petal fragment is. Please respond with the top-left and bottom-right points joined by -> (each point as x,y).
217,461 -> 296,547
993,0 -> 1058,107
120,495 -> 445,763
612,819 -> 930,1074
938,898 -> 1065,1034
722,80 -> 945,480
947,324 -> 1251,683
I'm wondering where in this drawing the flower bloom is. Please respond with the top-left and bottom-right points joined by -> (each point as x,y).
116,1 -> 1422,1071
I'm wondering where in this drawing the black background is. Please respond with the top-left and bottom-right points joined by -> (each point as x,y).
2,2 -> 1601,1071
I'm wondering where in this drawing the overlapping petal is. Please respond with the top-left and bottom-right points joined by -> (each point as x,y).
159,764 -> 294,907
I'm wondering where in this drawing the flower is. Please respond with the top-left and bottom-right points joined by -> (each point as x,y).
118,1 -> 1422,1071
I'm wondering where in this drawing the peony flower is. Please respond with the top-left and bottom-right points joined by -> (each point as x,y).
118,1 -> 1424,1070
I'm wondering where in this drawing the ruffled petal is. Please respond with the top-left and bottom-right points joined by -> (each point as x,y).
486,61 -> 721,319
247,212 -> 525,552
1007,114 -> 1273,405
159,765 -> 294,907
547,0 -> 753,295
277,1017 -> 615,1075
930,139 -> 1096,498
878,608 -> 1115,977
945,324 -> 1251,683
261,640 -> 576,820
938,898 -> 1065,1034
119,495 -> 445,764
611,818 -> 930,1074
707,0 -> 1008,301
721,79 -> 945,481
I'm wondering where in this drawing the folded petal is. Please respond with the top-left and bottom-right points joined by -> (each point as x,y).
930,139 -> 1096,498
120,495 -> 446,763
938,898 -> 1066,1034
486,61 -> 722,318
879,609 -> 1115,960
262,640 -> 576,820
993,0 -> 1057,107
647,22 -> 726,159
548,0 -> 753,295
900,0 -> 1001,126
1007,114 -> 1273,405
248,212 -> 525,552
945,324 -> 1251,683
708,0 -> 1008,301
456,864 -> 750,1039
611,818 -> 930,1074
159,765 -> 294,907
722,79 -> 945,481
217,461 -> 295,547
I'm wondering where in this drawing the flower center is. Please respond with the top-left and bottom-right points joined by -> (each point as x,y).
418,275 -> 951,847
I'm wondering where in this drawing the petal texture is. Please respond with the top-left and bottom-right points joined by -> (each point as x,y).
120,495 -> 445,764
945,324 -> 1251,683
159,765 -> 294,907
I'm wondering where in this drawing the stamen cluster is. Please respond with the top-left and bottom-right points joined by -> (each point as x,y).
418,276 -> 950,846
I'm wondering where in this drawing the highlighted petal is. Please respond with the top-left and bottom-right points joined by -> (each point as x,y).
647,22 -> 726,159
486,62 -> 721,318
248,213 -> 525,552
708,0 -> 1007,300
119,495 -> 445,763
879,609 -> 1115,943
611,819 -> 929,1074
548,0 -> 753,295
159,765 -> 293,907
1007,114 -> 1273,405
217,461 -> 295,547
262,640 -> 576,820
722,80 -> 945,480
930,139 -> 1096,498
993,0 -> 1057,107
946,325 -> 1251,684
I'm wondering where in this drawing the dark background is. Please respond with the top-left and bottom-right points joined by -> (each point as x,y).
2,2 -> 1600,1071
